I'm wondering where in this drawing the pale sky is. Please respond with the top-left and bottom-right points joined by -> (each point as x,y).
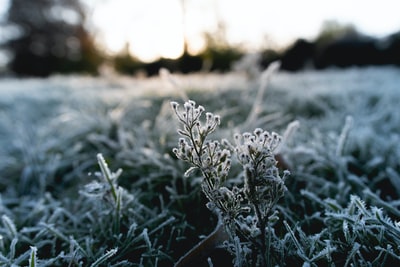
90,0 -> 400,62
0,0 -> 399,63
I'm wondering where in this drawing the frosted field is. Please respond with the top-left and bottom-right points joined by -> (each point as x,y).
0,67 -> 400,266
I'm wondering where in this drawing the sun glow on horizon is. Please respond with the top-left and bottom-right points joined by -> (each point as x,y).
91,0 -> 400,62
92,0 -> 188,62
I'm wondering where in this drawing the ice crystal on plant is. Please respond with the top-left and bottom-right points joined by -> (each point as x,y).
171,99 -> 290,266
235,129 -> 289,214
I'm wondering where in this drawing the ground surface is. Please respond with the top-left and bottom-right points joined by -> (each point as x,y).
0,67 -> 399,266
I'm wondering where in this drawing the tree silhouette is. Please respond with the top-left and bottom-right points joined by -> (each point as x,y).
1,0 -> 102,76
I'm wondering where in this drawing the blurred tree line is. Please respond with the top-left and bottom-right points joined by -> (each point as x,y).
0,1 -> 399,77
279,21 -> 400,71
0,0 -> 102,77
116,20 -> 400,75
113,22 -> 244,76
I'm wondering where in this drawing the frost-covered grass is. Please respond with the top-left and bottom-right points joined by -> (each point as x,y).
0,66 -> 400,266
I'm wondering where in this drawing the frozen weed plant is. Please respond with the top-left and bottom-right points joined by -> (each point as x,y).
171,100 -> 289,266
